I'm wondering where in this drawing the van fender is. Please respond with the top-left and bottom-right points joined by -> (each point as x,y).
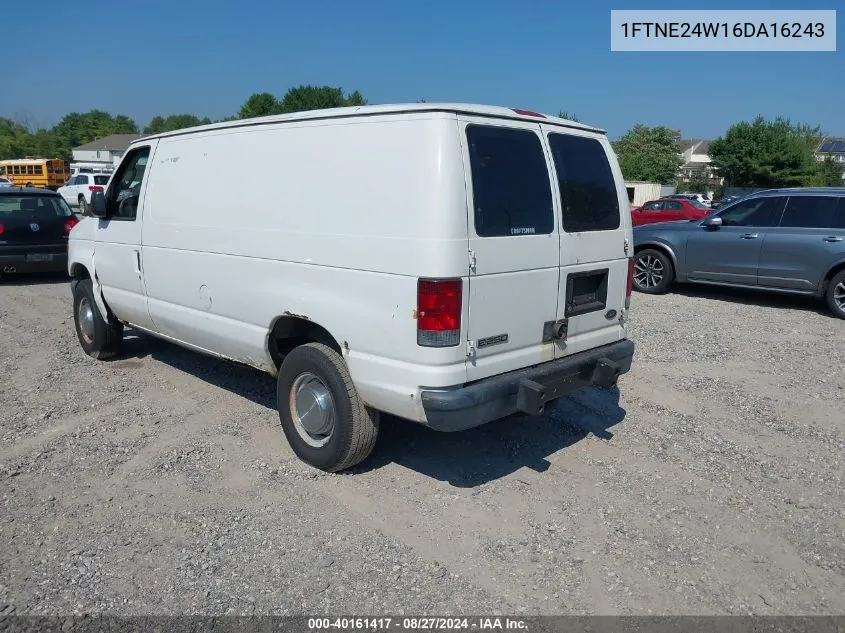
87,252 -> 112,322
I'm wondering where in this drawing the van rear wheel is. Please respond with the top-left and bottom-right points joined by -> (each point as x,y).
72,278 -> 123,359
276,342 -> 379,472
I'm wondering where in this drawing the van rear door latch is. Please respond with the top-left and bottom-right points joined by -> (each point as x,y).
543,318 -> 568,344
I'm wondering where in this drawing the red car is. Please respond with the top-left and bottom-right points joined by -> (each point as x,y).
630,198 -> 710,226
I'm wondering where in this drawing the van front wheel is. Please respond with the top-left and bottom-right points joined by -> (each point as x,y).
276,342 -> 379,472
72,278 -> 123,359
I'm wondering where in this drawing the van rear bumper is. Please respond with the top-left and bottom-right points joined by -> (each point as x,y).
420,339 -> 635,432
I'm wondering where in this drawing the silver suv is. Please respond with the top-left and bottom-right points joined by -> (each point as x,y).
632,188 -> 845,319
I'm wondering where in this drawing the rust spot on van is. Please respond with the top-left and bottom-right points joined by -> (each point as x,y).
412,309 -> 418,319
283,311 -> 310,320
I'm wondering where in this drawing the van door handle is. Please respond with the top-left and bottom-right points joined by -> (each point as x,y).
134,249 -> 141,275
740,233 -> 759,240
823,236 -> 843,243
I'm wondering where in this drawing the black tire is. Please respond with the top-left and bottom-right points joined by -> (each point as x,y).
825,269 -> 845,320
276,342 -> 379,472
72,278 -> 123,359
633,248 -> 675,294
78,196 -> 89,215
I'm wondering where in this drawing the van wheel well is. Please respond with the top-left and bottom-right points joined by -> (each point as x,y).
70,263 -> 90,280
268,316 -> 342,369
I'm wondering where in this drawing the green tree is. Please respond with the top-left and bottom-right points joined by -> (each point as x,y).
680,169 -> 711,193
808,156 -> 845,186
239,92 -> 280,119
144,114 -> 211,134
277,85 -> 366,113
345,90 -> 368,107
612,124 -> 684,184
709,116 -> 821,187
50,110 -> 138,159
557,110 -> 580,122
0,117 -> 32,159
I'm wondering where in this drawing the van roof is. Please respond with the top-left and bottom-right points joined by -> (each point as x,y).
135,103 -> 605,143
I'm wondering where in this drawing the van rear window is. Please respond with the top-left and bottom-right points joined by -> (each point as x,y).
466,125 -> 553,238
549,133 -> 620,233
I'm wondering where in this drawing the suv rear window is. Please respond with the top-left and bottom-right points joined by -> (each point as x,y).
548,133 -> 620,232
94,175 -> 109,185
779,195 -> 842,228
466,125 -> 554,237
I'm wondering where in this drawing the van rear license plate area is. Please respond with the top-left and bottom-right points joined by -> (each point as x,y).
564,269 -> 609,317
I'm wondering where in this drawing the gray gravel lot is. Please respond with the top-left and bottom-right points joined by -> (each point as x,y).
1,275 -> 844,616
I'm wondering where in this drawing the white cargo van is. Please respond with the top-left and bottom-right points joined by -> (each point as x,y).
68,103 -> 636,472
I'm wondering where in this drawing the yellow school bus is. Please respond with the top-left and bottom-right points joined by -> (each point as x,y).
0,158 -> 71,189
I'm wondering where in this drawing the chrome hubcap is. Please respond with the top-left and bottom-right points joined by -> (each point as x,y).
634,255 -> 664,289
290,372 -> 335,447
77,297 -> 95,343
834,281 -> 845,312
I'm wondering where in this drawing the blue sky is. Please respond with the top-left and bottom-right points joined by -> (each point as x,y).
2,0 -> 842,139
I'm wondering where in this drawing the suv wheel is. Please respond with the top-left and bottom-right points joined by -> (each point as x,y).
826,269 -> 845,319
78,195 -> 89,215
633,249 -> 675,294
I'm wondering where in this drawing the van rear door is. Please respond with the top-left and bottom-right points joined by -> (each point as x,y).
542,127 -> 629,358
458,118 -> 560,382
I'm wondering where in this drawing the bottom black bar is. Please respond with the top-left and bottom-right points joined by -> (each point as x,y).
1,616 -> 844,633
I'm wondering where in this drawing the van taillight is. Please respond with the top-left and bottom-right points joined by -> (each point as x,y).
625,258 -> 634,308
417,278 -> 462,347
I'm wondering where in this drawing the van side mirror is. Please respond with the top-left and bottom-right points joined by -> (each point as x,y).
702,216 -> 722,230
90,190 -> 108,218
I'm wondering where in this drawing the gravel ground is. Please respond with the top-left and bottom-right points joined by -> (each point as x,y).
1,274 -> 844,616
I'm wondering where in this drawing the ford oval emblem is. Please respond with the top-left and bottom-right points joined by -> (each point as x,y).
30,222 -> 40,232
605,309 -> 617,320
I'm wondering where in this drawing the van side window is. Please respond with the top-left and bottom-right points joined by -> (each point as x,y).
466,125 -> 554,237
107,147 -> 151,220
779,196 -> 840,229
548,133 -> 620,233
